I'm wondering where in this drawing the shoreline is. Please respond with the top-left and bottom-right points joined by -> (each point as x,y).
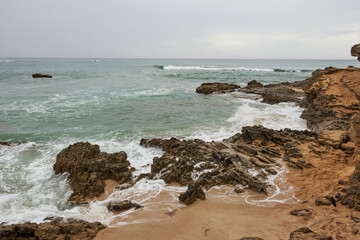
1,60 -> 360,239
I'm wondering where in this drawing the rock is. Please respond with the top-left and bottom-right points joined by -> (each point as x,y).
351,211 -> 360,223
351,44 -> 360,62
288,227 -> 332,240
0,217 -> 105,240
32,73 -> 52,78
290,208 -> 313,217
240,238 -> 264,240
53,142 -> 133,204
246,80 -> 263,89
261,87 -> 300,104
107,200 -> 142,212
300,66 -> 360,132
315,196 -> 331,206
179,181 -> 206,205
196,82 -> 240,94
234,187 -> 246,194
0,141 -> 10,146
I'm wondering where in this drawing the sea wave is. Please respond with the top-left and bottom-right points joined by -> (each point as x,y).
0,60 -> 16,63
155,65 -> 312,73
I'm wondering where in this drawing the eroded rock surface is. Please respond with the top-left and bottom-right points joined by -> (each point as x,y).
54,142 -> 132,204
0,217 -> 105,240
196,82 -> 240,94
179,181 -> 206,205
351,44 -> 360,62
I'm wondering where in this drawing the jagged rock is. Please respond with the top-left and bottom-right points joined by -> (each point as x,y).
245,80 -> 263,89
32,73 -> 52,78
288,227 -> 332,240
0,217 -> 105,240
196,82 -> 240,94
107,200 -> 142,212
234,187 -> 246,194
179,181 -> 206,205
0,141 -> 10,146
261,87 -> 301,104
290,208 -> 313,217
54,142 -> 132,204
351,44 -> 360,62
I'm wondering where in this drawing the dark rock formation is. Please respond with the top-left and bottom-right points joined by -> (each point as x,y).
0,141 -> 10,146
351,44 -> 360,62
179,181 -> 206,205
107,200 -> 142,212
288,227 -> 332,240
245,80 -> 263,89
315,196 -> 331,206
54,142 -> 132,204
32,73 -> 52,78
0,217 -> 105,240
196,82 -> 240,94
290,208 -> 313,217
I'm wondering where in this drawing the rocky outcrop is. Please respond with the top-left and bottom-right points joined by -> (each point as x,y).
107,200 -> 142,212
140,125 -> 323,195
196,82 -> 240,94
0,217 -> 105,240
288,227 -> 332,240
300,67 -> 360,132
32,73 -> 52,78
351,44 -> 360,62
54,142 -> 132,204
179,181 -> 206,205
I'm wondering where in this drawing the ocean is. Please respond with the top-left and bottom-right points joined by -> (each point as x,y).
0,58 -> 359,225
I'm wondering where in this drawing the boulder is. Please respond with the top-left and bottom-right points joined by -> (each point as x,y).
196,82 -> 240,94
54,142 -> 133,204
351,44 -> 360,62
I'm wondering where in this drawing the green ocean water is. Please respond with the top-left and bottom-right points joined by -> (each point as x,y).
0,58 -> 359,224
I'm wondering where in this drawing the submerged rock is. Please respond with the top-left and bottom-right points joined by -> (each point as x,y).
179,181 -> 206,205
32,73 -> 52,78
54,142 -> 132,204
0,141 -> 10,146
0,217 -> 105,240
107,200 -> 143,212
196,82 -> 240,94
290,208 -> 313,217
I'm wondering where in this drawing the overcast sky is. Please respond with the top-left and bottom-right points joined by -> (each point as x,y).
0,0 -> 359,59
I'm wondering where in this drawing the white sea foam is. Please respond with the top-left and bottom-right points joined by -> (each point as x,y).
163,65 -> 274,72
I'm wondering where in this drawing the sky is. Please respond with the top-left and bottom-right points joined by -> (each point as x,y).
0,0 -> 359,59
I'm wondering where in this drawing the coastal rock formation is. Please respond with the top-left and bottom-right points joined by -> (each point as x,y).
32,73 -> 52,78
351,44 -> 360,62
140,125 -> 324,195
0,141 -> 10,146
107,200 -> 143,212
196,82 -> 240,94
179,181 -> 206,205
54,142 -> 132,204
300,67 -> 360,132
0,217 -> 105,240
288,227 -> 332,240
196,79 -> 306,105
